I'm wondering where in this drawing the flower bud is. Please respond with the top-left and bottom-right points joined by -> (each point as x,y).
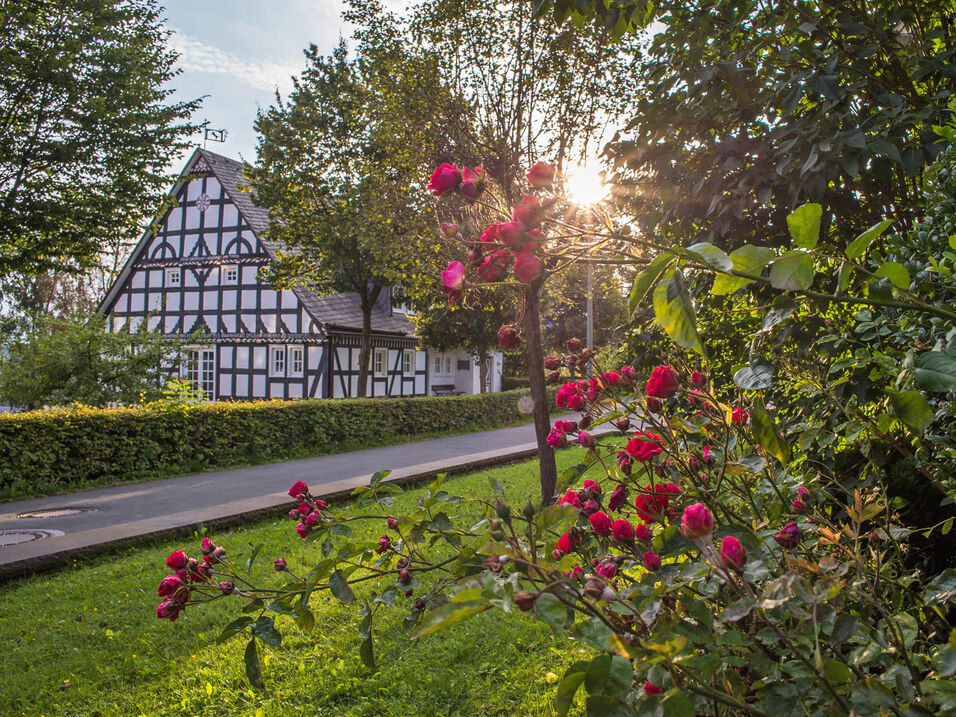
578,431 -> 596,448
376,535 -> 392,554
596,561 -> 616,579
288,509 -> 299,520
440,222 -> 459,238
544,355 -> 562,371
680,503 -> 715,540
218,580 -> 236,595
589,511 -> 612,535
398,569 -> 411,584
644,682 -> 664,696
521,501 -> 536,518
620,365 -> 637,384
643,552 -> 661,571
387,517 -> 399,530
513,591 -> 536,612
547,370 -> 561,384
614,417 -> 631,433
494,501 -> 512,524
274,557 -> 287,572
773,522 -> 801,549
583,577 -> 608,599
582,500 -> 600,516
414,597 -> 427,610
690,371 -> 706,387
792,499 -> 806,512
565,337 -> 582,353
646,397 -> 662,414
201,538 -> 216,555
608,484 -> 628,511
497,324 -> 521,350
720,536 -> 746,571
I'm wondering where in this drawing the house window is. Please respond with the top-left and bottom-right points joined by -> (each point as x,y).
270,346 -> 286,377
433,355 -> 442,375
445,356 -> 453,374
403,349 -> 414,375
289,345 -> 304,376
167,267 -> 181,286
223,264 -> 238,284
183,348 -> 215,399
373,348 -> 387,377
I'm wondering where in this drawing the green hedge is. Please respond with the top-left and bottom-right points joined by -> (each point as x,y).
501,376 -> 531,390
0,389 -> 552,500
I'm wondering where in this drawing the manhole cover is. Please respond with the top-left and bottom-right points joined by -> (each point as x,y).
0,529 -> 65,547
16,507 -> 97,519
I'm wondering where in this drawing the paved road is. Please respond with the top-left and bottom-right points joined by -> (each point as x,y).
0,418 -> 599,578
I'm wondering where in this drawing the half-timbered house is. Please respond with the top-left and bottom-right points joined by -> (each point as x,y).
99,148 -> 501,400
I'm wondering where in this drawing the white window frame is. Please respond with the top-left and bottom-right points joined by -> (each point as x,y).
445,356 -> 453,375
182,347 -> 215,400
288,345 -> 304,376
167,267 -> 181,286
373,348 -> 388,378
270,345 -> 286,377
222,264 -> 238,284
432,355 -> 442,375
403,349 -> 414,375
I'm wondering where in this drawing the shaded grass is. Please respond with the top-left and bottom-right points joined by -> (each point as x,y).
0,450 -> 593,716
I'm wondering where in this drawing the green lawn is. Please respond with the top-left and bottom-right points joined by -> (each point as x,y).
0,451 -> 593,716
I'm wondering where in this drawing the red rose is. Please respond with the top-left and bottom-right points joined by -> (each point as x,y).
620,365 -> 637,384
559,489 -> 581,508
513,251 -> 543,283
554,531 -> 578,557
376,535 -> 392,554
645,365 -> 679,398
546,427 -> 567,448
731,407 -> 749,425
512,193 -> 544,228
459,166 -> 485,201
690,371 -> 705,387
644,682 -> 664,696
288,481 -> 308,499
296,523 -> 310,539
720,536 -> 746,571
680,502 -> 715,539
544,355 -> 562,371
428,163 -> 461,196
608,484 -> 628,511
157,574 -> 182,597
480,222 -> 502,245
583,479 -> 601,495
498,220 -> 525,248
633,522 -> 651,543
589,511 -> 613,536
602,370 -> 621,386
611,519 -> 634,543
625,432 -> 663,462
568,394 -> 585,411
477,249 -> 509,282
497,323 -> 521,349
156,599 -> 180,622
526,161 -> 556,188
643,552 -> 661,571
774,522 -> 801,549
595,561 -> 616,579
165,549 -> 188,570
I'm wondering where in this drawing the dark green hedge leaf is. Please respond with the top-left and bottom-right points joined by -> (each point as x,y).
328,570 -> 356,603
888,390 -> 934,432
535,592 -> 569,636
216,616 -> 253,644
914,352 -> 956,392
244,638 -> 265,691
733,364 -> 773,390
923,569 -> 956,607
413,600 -> 489,639
751,400 -> 791,464
360,635 -> 376,669
250,616 -> 282,647
555,671 -> 587,717
787,203 -> 822,249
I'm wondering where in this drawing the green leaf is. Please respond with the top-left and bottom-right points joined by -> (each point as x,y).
555,670 -> 586,717
629,252 -> 673,315
887,390 -> 934,432
413,600 -> 489,639
216,616 -> 253,644
751,399 -> 791,464
875,261 -> 910,290
662,691 -> 696,717
770,252 -> 814,291
250,616 -> 282,647
733,363 -> 773,390
787,203 -> 822,249
653,270 -> 706,356
914,351 -> 956,392
924,569 -> 956,607
832,614 -> 859,644
244,638 -> 265,691
584,694 -> 632,717
584,655 -> 633,699
328,570 -> 356,603
719,598 -> 754,622
535,592 -> 568,636
534,502 -> 579,534
246,542 -> 264,573
712,245 -> 776,295
846,219 -> 894,259
369,469 -> 391,488
360,635 -> 376,669
822,657 -> 851,683
687,241 -> 732,271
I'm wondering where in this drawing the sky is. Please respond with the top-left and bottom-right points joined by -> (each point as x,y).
162,0 -> 356,165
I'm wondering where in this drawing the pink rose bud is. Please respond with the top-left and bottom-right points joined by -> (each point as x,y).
497,323 -> 521,349
544,355 -> 562,371
633,522 -> 651,543
589,511 -> 613,536
387,517 -> 399,530
720,536 -> 746,571
620,365 -> 637,384
314,499 -> 328,510
296,523 -> 311,539
376,535 -> 392,554
643,551 -> 661,571
297,502 -> 310,514
611,519 -> 634,543
596,561 -> 616,579
526,161 -> 557,188
645,365 -> 679,398
200,538 -> 215,555
797,486 -> 811,501
165,549 -> 188,570
644,682 -> 664,696
792,499 -> 806,512
288,481 -> 308,499
440,222 -> 459,238
459,166 -> 485,202
773,522 -> 801,549
608,484 -> 628,511
304,511 -> 320,527
398,569 -> 411,584
212,546 -> 226,560
158,574 -> 182,597
689,457 -> 699,469
546,427 -> 567,448
681,503 -> 715,539
287,509 -> 299,520
702,445 -> 714,464
570,565 -> 583,580
428,163 -> 461,196
273,558 -> 287,571
156,599 -> 180,622
690,371 -> 705,387
582,500 -> 599,516
218,580 -> 236,595
512,250 -> 543,283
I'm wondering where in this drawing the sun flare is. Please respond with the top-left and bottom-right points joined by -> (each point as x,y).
565,163 -> 606,206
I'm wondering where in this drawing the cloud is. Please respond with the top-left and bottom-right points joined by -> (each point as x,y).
169,30 -> 303,93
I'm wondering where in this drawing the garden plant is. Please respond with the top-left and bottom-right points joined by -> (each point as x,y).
149,150 -> 956,715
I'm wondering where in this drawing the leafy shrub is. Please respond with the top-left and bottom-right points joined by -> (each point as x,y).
0,388 -> 547,499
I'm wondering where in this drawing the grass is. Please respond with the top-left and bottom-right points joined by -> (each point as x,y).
0,450 -> 594,716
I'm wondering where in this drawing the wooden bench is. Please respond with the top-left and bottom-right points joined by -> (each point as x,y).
432,383 -> 465,396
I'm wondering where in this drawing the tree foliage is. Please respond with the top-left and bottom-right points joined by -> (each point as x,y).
0,0 -> 199,276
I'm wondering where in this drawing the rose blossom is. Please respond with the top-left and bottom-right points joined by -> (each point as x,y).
544,355 -> 561,370
620,365 -> 637,384
731,407 -> 749,425
477,249 -> 509,282
720,536 -> 746,571
690,371 -> 705,387
797,485 -> 811,501
625,433 -> 664,462
498,324 -> 521,349
459,166 -> 485,201
680,503 -> 715,539
441,261 -> 465,292
774,522 -> 801,549
554,531 -> 578,558
611,519 -> 634,543
304,511 -> 320,527
498,220 -> 525,248
603,370 -> 621,386
512,193 -> 544,228
165,549 -> 188,570
595,561 -> 616,579
645,365 -> 679,398
633,522 -> 652,543
158,574 -> 182,597
288,481 -> 308,499
792,499 -> 806,512
554,419 -> 576,434
546,427 -> 567,448
644,682 -> 664,696
568,394 -> 585,411
297,501 -> 311,514
582,500 -> 599,515
513,251 -> 543,283
526,161 -> 556,188
583,480 -> 601,495
559,490 -> 581,508
156,599 -> 180,622
589,511 -> 613,536
296,523 -> 311,539
200,537 -> 215,555
643,552 -> 661,571
608,484 -> 628,511
577,431 -> 596,448
428,163 -> 461,196
376,535 -> 392,554
387,517 -> 399,530
274,558 -> 287,572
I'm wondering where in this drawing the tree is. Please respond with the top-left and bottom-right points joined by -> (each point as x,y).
249,26 -> 458,397
0,0 -> 199,276
544,0 -> 956,246
0,314 -> 182,409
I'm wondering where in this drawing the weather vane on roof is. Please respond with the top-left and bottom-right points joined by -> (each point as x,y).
199,120 -> 227,149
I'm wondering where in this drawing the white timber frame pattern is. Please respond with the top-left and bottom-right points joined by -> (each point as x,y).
100,148 -> 430,401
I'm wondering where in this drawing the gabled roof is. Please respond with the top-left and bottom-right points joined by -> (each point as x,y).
100,147 -> 414,338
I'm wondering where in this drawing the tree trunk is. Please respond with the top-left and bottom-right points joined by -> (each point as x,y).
524,282 -> 558,503
477,344 -> 489,394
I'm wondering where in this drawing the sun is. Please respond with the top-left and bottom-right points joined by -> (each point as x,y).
565,163 -> 607,206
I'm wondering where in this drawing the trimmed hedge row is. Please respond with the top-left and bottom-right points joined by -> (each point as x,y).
0,389 -> 551,499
